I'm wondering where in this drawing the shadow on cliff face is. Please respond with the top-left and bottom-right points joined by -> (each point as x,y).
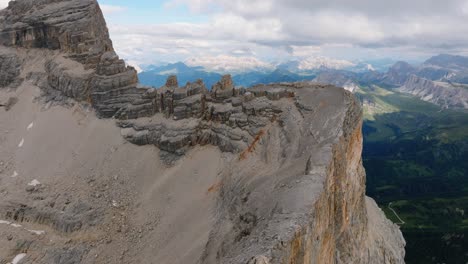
362,110 -> 468,264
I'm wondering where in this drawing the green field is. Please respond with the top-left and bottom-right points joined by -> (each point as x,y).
360,85 -> 468,264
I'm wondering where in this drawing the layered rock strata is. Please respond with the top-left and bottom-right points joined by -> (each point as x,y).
0,0 -> 406,263
400,74 -> 468,109
0,52 -> 21,87
0,0 -> 157,119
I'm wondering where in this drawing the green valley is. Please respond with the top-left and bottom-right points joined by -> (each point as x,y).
360,85 -> 468,264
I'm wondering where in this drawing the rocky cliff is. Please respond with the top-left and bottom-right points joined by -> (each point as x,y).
400,75 -> 468,109
0,0 -> 405,263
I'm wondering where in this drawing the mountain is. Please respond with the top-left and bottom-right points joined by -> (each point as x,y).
312,70 -> 360,92
275,60 -> 302,72
382,61 -> 417,87
418,54 -> 468,84
138,62 -> 223,88
305,65 -> 468,263
137,56 -> 404,90
400,75 -> 468,109
347,56 -> 468,110
256,68 -> 313,84
295,56 -> 356,71
138,63 -> 315,88
139,54 -> 468,110
137,52 -> 468,264
356,84 -> 468,264
0,1 -> 404,264
424,54 -> 468,70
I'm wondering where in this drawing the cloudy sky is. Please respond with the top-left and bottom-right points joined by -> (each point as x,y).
2,0 -> 468,70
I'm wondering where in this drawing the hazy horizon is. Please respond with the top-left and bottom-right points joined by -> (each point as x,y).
2,0 -> 468,71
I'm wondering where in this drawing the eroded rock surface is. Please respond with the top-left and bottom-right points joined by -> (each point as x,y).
400,74 -> 468,109
0,0 -> 406,263
0,0 -> 112,67
0,0 -> 157,119
0,52 -> 21,88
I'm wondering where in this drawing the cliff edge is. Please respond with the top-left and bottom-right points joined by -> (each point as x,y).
0,0 -> 405,263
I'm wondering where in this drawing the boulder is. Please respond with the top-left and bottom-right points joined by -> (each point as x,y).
165,75 -> 179,88
212,74 -> 235,100
0,53 -> 21,87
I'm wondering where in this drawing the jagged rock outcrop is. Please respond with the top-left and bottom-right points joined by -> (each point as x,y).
90,51 -> 156,119
419,54 -> 468,83
0,52 -> 21,87
165,75 -> 179,88
0,0 -> 113,68
0,0 -> 405,263
212,74 -> 235,100
119,82 -> 294,163
195,83 -> 406,264
312,70 -> 360,92
381,61 -> 416,87
400,75 -> 468,109
0,0 -> 158,119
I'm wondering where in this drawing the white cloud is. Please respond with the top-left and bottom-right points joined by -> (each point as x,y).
185,55 -> 273,72
462,1 -> 468,15
211,13 -> 282,42
291,11 -> 385,44
103,0 -> 468,65
0,0 -> 10,9
298,56 -> 356,70
164,0 -> 214,13
290,46 -> 321,57
100,4 -> 127,15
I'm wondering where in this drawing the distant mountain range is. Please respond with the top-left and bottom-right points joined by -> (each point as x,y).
138,54 -> 468,110
137,55 -> 468,263
137,56 -> 397,87
138,62 -> 317,88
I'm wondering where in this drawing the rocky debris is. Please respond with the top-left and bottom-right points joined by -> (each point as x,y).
0,198 -> 100,233
39,247 -> 88,264
212,74 -> 235,100
0,53 -> 22,88
0,97 -> 19,111
247,255 -> 270,264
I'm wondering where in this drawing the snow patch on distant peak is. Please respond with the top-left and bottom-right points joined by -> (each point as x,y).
298,56 -> 356,70
158,69 -> 179,75
185,55 -> 273,73
366,64 -> 375,71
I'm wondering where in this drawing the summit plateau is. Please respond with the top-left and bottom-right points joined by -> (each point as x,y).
0,0 -> 405,263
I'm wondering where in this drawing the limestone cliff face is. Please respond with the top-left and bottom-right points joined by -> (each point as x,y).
0,0 -> 112,67
196,85 -> 405,264
0,52 -> 21,87
0,0 -> 152,119
0,0 -> 405,263
400,74 -> 468,109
